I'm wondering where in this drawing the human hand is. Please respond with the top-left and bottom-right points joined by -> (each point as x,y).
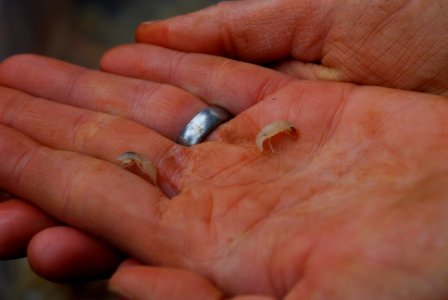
0,193 -> 124,282
0,46 -> 207,280
1,45 -> 448,299
136,0 -> 448,96
0,198 -> 57,259
4,0 -> 448,284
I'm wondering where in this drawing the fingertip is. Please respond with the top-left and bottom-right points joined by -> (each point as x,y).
100,44 -> 139,74
99,45 -> 122,69
0,53 -> 40,68
117,258 -> 144,270
0,199 -> 56,259
0,54 -> 37,84
134,12 -> 226,56
0,53 -> 54,78
0,54 -> 86,98
135,21 -> 167,44
28,226 -> 123,282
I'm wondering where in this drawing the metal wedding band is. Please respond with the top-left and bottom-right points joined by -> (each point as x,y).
177,106 -> 232,146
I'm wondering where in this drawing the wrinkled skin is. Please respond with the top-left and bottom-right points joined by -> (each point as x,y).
1,0 -> 448,285
109,259 -> 276,300
137,0 -> 448,95
1,44 -> 448,299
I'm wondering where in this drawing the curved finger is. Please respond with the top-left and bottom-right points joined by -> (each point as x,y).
0,125 -> 170,263
100,45 -> 353,156
136,0 -> 332,63
28,226 -> 123,282
101,44 -> 293,114
0,199 -> 57,259
0,54 -> 205,140
0,86 -> 186,195
109,265 -> 224,300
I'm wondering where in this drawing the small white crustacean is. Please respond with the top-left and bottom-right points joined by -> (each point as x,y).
117,151 -> 157,184
256,120 -> 298,152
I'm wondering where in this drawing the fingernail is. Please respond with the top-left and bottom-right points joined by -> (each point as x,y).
119,258 -> 143,269
141,20 -> 159,25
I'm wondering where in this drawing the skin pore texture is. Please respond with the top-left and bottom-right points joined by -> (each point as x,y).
136,0 -> 448,96
0,0 -> 448,298
0,44 -> 447,298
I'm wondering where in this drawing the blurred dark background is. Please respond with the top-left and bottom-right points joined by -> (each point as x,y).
0,0 -> 219,67
0,0 -> 219,299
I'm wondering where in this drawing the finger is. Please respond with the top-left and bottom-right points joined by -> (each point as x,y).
0,199 -> 57,259
109,265 -> 224,300
0,125 -> 171,263
230,297 -> 276,300
28,226 -> 123,282
0,54 -> 205,140
102,44 -> 351,153
136,0 -> 332,63
0,86 -> 185,195
101,44 -> 293,114
118,258 -> 143,268
0,198 -> 121,280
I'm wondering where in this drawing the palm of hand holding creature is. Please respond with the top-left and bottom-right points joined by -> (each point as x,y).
0,0 -> 448,299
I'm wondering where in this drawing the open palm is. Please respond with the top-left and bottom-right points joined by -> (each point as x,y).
1,45 -> 448,299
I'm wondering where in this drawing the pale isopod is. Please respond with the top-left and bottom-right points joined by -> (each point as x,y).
117,151 -> 157,184
256,121 -> 298,152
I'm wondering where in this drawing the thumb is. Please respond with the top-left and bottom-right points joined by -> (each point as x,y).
136,0 -> 334,63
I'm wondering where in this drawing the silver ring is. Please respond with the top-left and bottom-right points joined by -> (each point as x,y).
177,106 -> 232,146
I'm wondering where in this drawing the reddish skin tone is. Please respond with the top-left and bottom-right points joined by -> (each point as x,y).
0,50 -> 207,280
110,264 -> 225,300
0,46 -> 448,299
0,199 -> 57,259
2,0 -> 448,283
0,199 -> 122,282
110,260 -> 275,300
28,226 -> 124,282
0,200 -> 122,281
136,0 -> 448,96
